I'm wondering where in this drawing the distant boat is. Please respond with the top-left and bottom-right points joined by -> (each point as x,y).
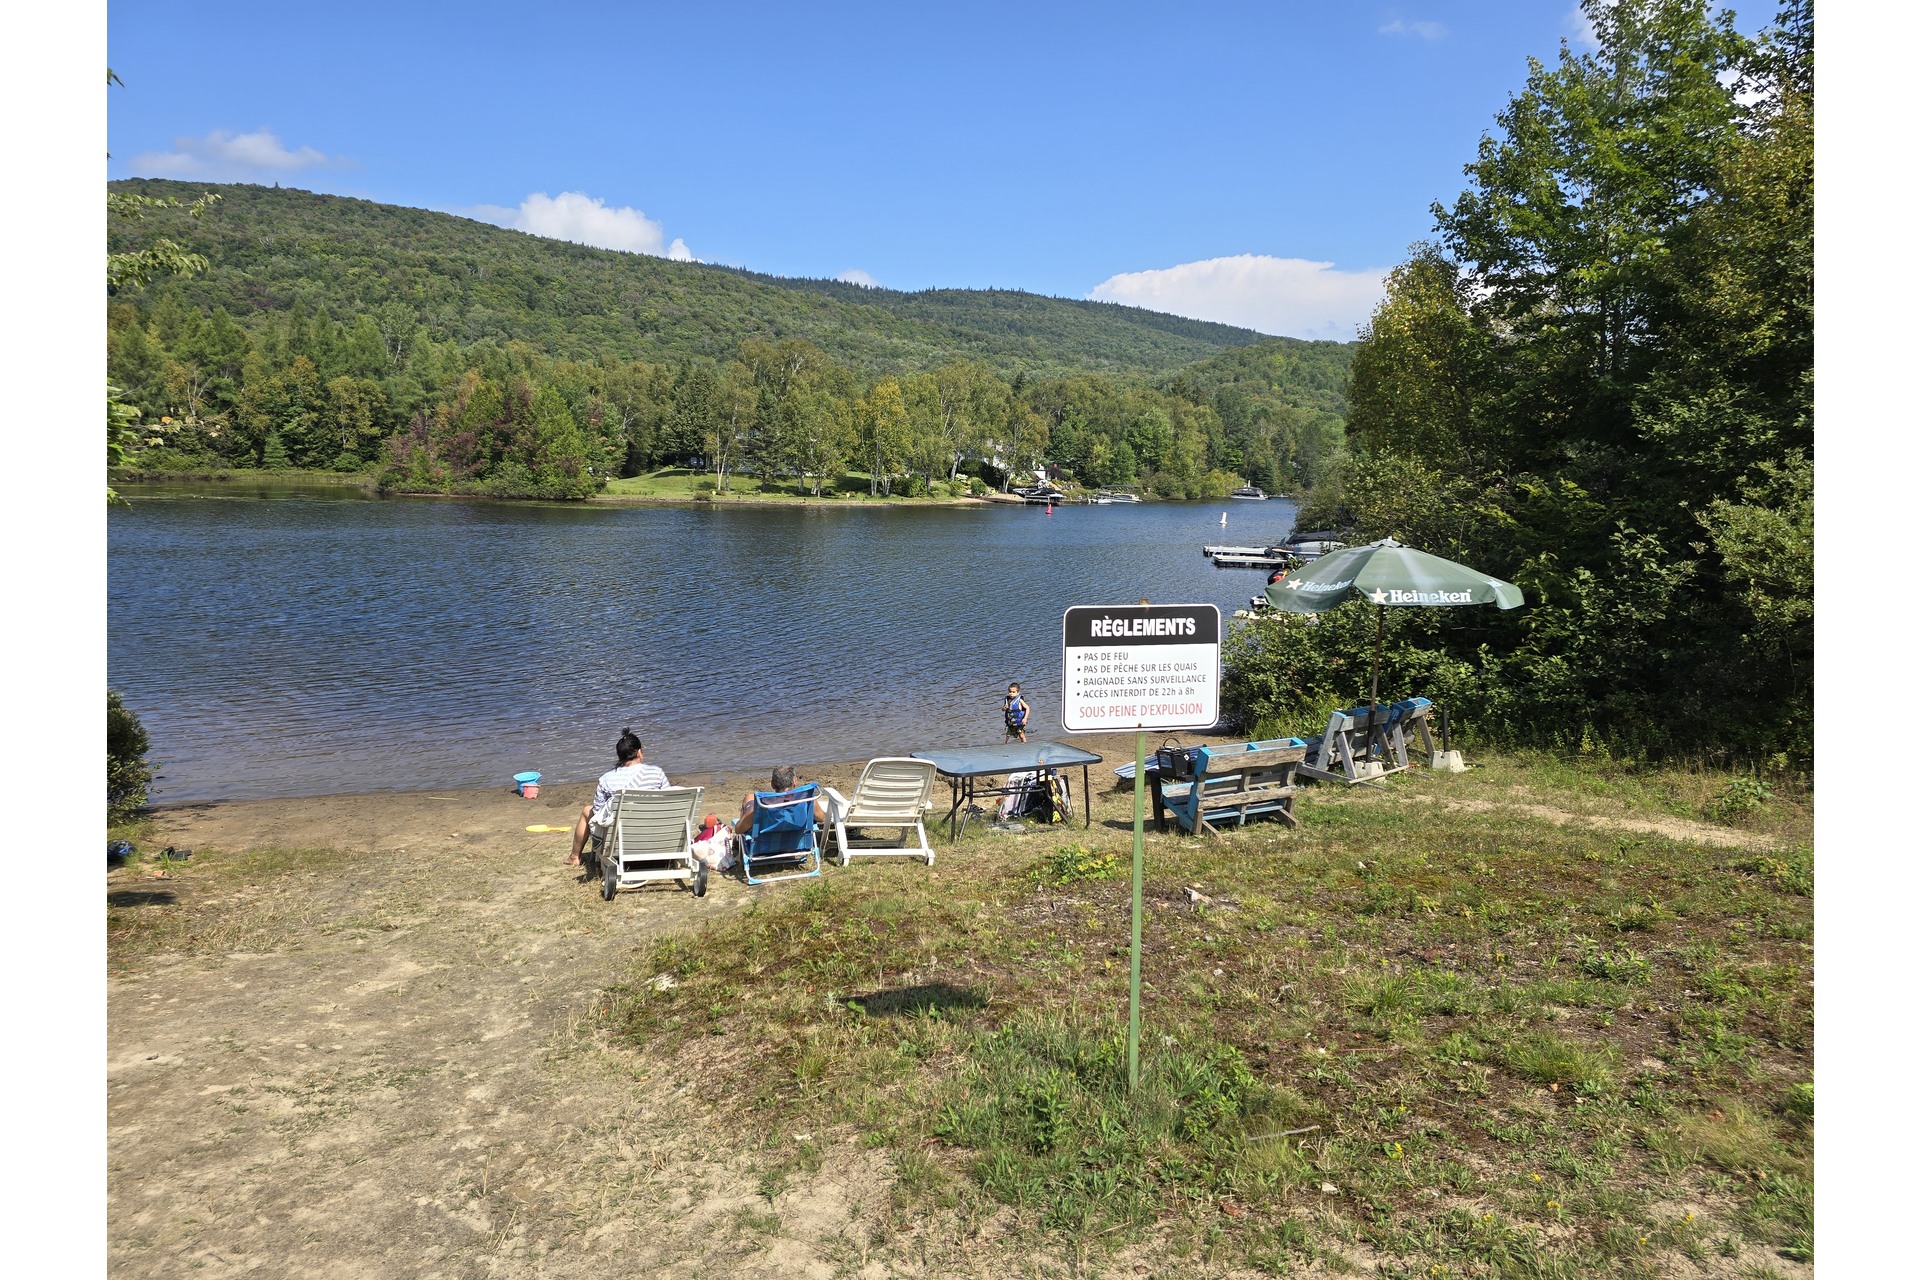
1280,529 -> 1348,560
1092,489 -> 1141,504
1229,485 -> 1268,501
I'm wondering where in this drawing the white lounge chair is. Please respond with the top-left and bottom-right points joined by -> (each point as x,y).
823,757 -> 938,866
588,786 -> 706,900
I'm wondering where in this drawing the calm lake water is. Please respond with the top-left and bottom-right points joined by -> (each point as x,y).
108,482 -> 1300,802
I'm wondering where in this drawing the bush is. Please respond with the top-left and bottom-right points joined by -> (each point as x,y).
1711,775 -> 1773,821
108,690 -> 152,823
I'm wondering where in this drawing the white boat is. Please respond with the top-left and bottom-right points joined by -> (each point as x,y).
1229,485 -> 1268,501
1095,490 -> 1141,504
1280,530 -> 1348,559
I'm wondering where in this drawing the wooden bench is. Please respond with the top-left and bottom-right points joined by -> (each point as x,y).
1154,738 -> 1308,836
1297,697 -> 1436,787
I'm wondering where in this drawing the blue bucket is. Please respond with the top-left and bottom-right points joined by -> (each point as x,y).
514,770 -> 542,797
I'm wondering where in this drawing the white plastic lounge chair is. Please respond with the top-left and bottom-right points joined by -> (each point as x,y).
588,785 -> 706,900
823,757 -> 938,867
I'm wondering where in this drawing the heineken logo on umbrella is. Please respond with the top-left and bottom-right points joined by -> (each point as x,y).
1368,587 -> 1475,605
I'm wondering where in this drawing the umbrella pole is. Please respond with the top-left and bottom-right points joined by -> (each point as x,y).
1371,606 -> 1384,761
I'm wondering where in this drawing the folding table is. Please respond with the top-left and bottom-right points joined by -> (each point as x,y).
911,741 -> 1104,842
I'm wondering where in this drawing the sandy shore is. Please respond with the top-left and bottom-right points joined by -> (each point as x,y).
146,729 -> 1236,846
109,728 -> 1257,1277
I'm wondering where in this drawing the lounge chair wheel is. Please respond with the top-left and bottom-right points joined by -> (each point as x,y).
925,849 -> 935,867
692,861 -> 708,897
601,857 -> 618,901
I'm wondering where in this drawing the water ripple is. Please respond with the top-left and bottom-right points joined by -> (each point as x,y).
109,488 -> 1300,801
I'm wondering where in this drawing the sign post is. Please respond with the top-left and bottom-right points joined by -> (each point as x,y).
1061,603 -> 1221,1090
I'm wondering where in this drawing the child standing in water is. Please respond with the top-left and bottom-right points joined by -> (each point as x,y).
1002,682 -> 1030,744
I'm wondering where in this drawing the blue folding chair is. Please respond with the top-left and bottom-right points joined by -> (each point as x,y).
732,783 -> 824,885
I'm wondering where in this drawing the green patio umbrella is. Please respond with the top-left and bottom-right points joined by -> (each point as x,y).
1264,537 -> 1524,713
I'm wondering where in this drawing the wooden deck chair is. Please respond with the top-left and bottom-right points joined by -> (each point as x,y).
589,786 -> 705,901
824,757 -> 938,866
733,783 -> 824,885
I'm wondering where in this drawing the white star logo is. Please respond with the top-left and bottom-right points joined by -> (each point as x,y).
1284,577 -> 1303,590
1368,588 -> 1389,604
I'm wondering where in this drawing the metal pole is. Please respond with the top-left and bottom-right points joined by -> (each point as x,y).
1372,606 -> 1383,712
1370,606 -> 1385,760
1128,728 -> 1146,1092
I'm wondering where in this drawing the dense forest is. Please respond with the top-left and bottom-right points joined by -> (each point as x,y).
1225,0 -> 1812,763
106,182 -> 1353,498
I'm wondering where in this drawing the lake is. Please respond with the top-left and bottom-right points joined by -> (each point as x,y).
108,483 -> 1301,801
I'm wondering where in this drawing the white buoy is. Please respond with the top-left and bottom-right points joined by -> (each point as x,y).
1220,512 -> 1228,527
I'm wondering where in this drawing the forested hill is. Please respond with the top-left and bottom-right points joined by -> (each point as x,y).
723,270 -> 1275,368
107,180 -> 1284,379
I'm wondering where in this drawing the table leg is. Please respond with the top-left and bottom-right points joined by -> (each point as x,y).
941,776 -> 962,843
1081,765 -> 1092,828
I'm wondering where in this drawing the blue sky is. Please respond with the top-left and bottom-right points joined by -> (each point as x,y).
107,1 -> 1760,339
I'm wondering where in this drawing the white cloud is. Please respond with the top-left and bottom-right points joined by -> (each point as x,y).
1566,2 -> 1601,49
1379,18 -> 1448,39
132,128 -> 339,181
1717,65 -> 1766,109
488,191 -> 695,260
1087,255 -> 1386,342
835,269 -> 881,288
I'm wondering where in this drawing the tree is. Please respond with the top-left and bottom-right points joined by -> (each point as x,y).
707,362 -> 758,492
107,69 -> 219,500
1346,245 -> 1490,470
784,378 -> 855,497
1240,0 -> 1812,760
520,385 -> 597,498
858,378 -> 911,496
931,361 -> 1008,482
324,376 -> 389,468
108,691 -> 153,824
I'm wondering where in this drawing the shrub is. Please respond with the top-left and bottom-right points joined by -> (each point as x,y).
1711,775 -> 1773,820
108,690 -> 152,823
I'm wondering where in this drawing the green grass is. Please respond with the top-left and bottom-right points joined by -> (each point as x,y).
599,752 -> 1813,1274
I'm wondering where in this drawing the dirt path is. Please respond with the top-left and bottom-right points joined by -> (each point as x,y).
109,777 -> 930,1279
1398,790 -> 1781,850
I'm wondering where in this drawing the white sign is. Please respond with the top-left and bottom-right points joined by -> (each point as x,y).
1061,604 -> 1221,731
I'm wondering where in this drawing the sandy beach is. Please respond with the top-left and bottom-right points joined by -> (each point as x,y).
107,731 -> 1240,1278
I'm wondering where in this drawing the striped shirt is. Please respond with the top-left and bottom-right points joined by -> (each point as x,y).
592,760 -> 669,824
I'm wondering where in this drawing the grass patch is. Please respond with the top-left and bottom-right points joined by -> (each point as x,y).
597,748 -> 1812,1273
107,841 -> 371,967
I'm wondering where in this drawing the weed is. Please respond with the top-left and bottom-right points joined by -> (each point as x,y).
1674,1100 -> 1781,1177
1711,776 -> 1773,821
1503,1031 -> 1617,1095
1029,843 -> 1119,888
1578,944 -> 1652,985
1735,846 -> 1812,896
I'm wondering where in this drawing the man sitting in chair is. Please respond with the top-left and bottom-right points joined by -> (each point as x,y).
568,728 -> 669,866
739,764 -> 831,827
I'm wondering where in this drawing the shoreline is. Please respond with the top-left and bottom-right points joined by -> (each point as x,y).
143,729 -> 1256,816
